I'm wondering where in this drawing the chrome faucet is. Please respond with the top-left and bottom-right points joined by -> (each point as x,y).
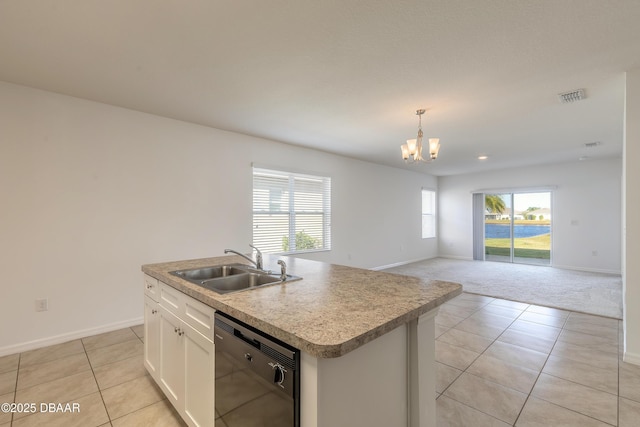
224,245 -> 263,271
277,260 -> 287,281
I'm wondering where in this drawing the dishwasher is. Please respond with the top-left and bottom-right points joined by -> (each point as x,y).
214,312 -> 300,427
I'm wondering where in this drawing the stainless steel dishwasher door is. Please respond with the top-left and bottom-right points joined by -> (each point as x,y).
214,313 -> 300,427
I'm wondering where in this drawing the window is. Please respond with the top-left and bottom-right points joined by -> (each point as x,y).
422,189 -> 436,238
253,167 -> 331,254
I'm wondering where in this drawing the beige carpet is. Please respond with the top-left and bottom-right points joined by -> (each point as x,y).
383,258 -> 622,319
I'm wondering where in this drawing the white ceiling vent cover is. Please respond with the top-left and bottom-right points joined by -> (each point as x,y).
558,89 -> 586,103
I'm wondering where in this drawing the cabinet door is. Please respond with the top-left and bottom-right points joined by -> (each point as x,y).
159,306 -> 185,410
144,296 -> 161,381
183,325 -> 215,427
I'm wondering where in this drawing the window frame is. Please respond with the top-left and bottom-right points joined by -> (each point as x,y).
252,167 -> 332,255
422,189 -> 436,239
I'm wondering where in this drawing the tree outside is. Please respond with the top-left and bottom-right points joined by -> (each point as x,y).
282,231 -> 320,252
484,193 -> 551,262
485,194 -> 506,214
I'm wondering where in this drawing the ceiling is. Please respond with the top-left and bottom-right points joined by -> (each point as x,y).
1,0 -> 639,176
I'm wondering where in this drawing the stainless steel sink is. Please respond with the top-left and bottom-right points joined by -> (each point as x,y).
170,264 -> 301,294
201,272 -> 280,293
170,264 -> 250,282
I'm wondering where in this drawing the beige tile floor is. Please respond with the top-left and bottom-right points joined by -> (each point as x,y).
0,293 -> 639,426
0,325 -> 186,427
436,293 -> 640,426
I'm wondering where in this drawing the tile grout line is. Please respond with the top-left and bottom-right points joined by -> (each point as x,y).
10,345 -> 98,426
453,301 -> 533,426
512,312 -> 621,426
81,333 -> 113,426
81,327 -> 145,426
440,298 -> 625,425
97,327 -> 152,426
436,298 -> 494,396
511,308 -> 569,426
437,297 -> 529,424
440,298 -> 620,425
2,326 -> 147,427
9,354 -> 21,426
489,307 -> 617,425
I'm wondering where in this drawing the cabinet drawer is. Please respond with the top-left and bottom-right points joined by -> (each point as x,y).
158,281 -> 215,339
159,282 -> 182,317
183,296 -> 215,339
144,274 -> 159,302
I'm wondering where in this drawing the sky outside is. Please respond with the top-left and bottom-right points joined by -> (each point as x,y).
496,192 -> 551,212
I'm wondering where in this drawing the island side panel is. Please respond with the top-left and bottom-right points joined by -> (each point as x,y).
408,309 -> 438,427
301,324 -> 408,427
300,353 -> 319,427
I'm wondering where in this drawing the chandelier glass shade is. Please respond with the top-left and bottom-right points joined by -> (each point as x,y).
401,109 -> 440,163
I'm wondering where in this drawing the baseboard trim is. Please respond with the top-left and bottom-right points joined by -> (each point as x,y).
551,264 -> 621,275
623,351 -> 640,366
371,257 -> 436,271
437,255 -> 474,261
0,317 -> 144,357
433,257 -> 620,274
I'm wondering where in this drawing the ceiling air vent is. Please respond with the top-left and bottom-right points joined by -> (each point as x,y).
558,89 -> 585,103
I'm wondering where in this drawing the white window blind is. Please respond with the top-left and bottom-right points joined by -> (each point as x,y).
422,189 -> 436,239
253,167 -> 331,254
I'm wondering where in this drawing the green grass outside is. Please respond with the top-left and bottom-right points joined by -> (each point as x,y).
485,233 -> 551,259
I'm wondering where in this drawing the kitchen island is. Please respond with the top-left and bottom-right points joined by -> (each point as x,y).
142,254 -> 461,427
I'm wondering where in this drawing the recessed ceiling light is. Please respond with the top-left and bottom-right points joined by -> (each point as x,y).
478,155 -> 488,160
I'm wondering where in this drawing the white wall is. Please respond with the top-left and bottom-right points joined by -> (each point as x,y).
438,159 -> 622,274
623,68 -> 640,363
0,81 -> 437,355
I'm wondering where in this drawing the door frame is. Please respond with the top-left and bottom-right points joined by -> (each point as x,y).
473,189 -> 554,266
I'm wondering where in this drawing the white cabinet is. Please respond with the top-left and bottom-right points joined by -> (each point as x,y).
143,295 -> 160,381
158,306 -> 184,407
143,277 -> 216,427
143,274 -> 160,381
144,274 -> 160,300
183,316 -> 216,426
158,283 -> 216,337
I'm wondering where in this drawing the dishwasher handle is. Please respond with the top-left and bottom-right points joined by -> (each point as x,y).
214,312 -> 298,361
234,329 -> 260,349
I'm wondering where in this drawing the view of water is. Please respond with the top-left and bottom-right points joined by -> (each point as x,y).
485,224 -> 550,238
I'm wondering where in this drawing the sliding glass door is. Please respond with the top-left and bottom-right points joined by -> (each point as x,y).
484,193 -> 513,262
513,193 -> 551,265
483,192 -> 551,265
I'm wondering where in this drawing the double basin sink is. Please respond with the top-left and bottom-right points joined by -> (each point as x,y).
170,263 -> 301,294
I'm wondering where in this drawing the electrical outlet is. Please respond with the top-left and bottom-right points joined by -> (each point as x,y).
35,298 -> 48,312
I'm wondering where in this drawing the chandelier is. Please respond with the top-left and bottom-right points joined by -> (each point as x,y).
401,109 -> 440,163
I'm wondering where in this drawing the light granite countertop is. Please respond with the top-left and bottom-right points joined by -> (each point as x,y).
142,254 -> 462,358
